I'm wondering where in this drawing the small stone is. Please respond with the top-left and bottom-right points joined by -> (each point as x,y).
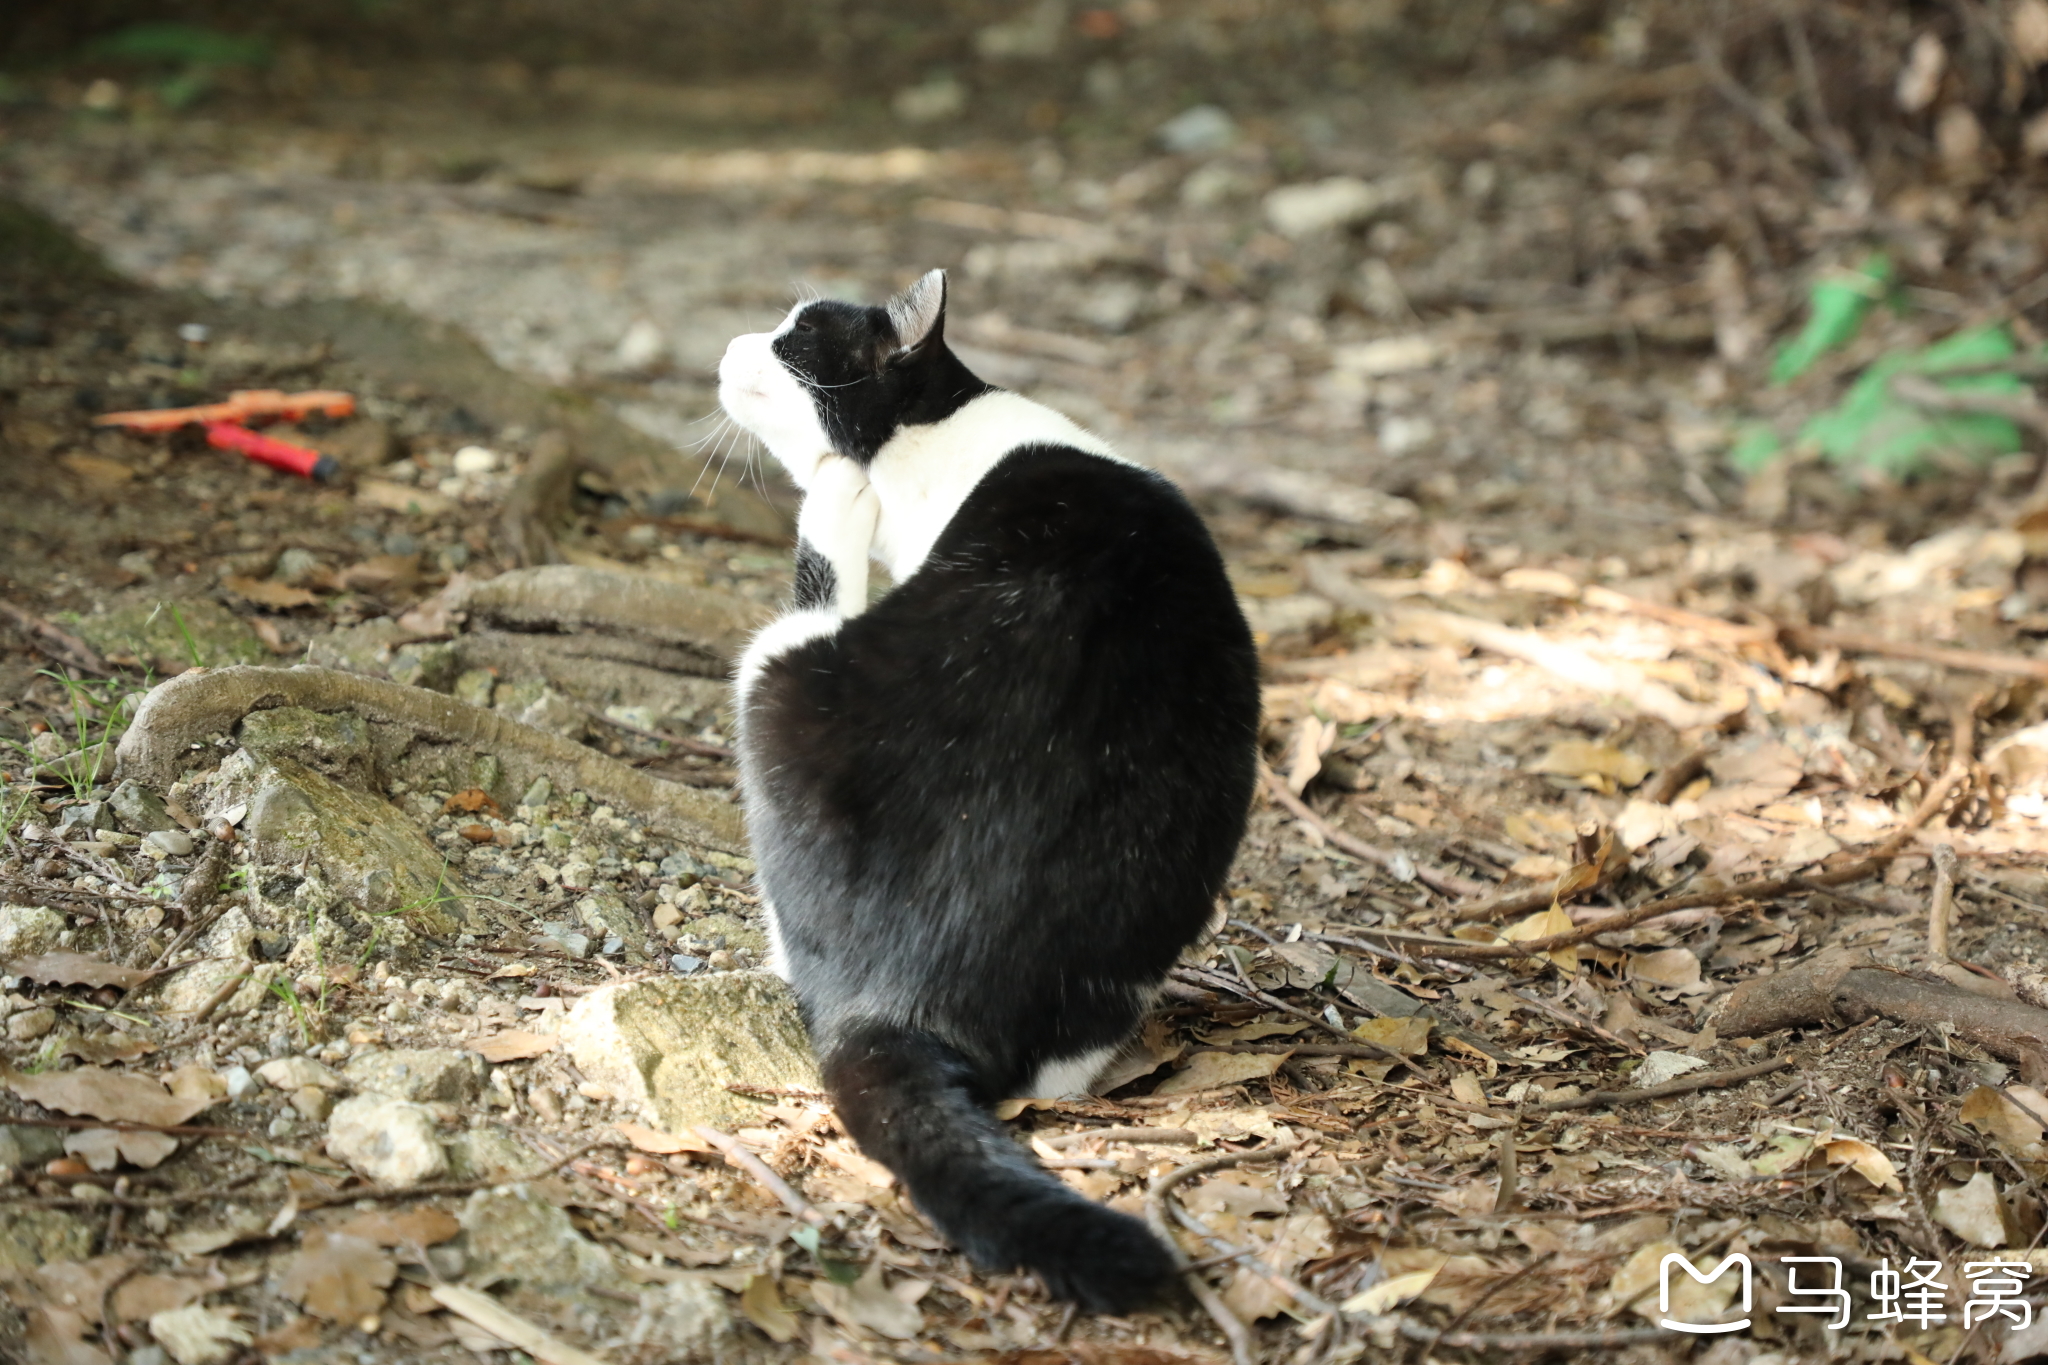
528,1085 -> 564,1124
274,548 -> 323,587
221,1065 -> 254,1099
145,829 -> 194,857
28,732 -> 66,763
344,1048 -> 484,1103
1263,175 -> 1400,238
670,954 -> 702,975
520,776 -> 552,809
265,1115 -> 294,1138
603,935 -> 624,956
290,1086 -> 333,1122
652,903 -> 683,931
110,780 -> 175,833
0,1207 -> 92,1274
452,670 -> 496,709
460,1184 -> 613,1291
256,1056 -> 345,1091
452,445 -> 499,474
56,802 -> 115,837
324,1094 -> 448,1188
8,1008 -> 56,1041
1157,103 -> 1237,154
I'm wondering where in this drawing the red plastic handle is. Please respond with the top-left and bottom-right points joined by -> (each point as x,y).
204,422 -> 337,481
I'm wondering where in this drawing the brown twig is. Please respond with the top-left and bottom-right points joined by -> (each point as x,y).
586,707 -> 735,761
1928,843 -> 1958,962
183,972 -> 247,1028
692,1125 -> 829,1227
1531,1057 -> 1792,1113
1198,1041 -> 1422,1062
1171,965 -> 1401,1059
1646,744 -> 1716,806
1394,1319 -> 1669,1348
1261,765 -> 1489,900
1492,977 -> 1645,1055
1790,625 -> 2048,683
1039,1126 -> 1197,1149
1147,1144 -> 1300,1365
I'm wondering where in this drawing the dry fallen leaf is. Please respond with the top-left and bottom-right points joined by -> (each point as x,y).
57,453 -> 134,488
818,1139 -> 895,1187
484,962 -> 537,981
470,1030 -> 557,1062
338,553 -> 420,592
1933,1171 -> 2013,1248
221,576 -> 318,610
1221,1212 -> 1333,1321
1626,947 -> 1707,994
1183,1170 -> 1290,1222
1529,740 -> 1651,792
1341,1266 -> 1442,1316
443,788 -> 502,815
110,1270 -> 226,1325
1818,1137 -> 1902,1193
811,1262 -> 923,1340
163,1066 -> 227,1104
277,1231 -> 396,1321
23,1304 -> 111,1365
740,1273 -> 800,1343
1153,1050 -> 1287,1096
1501,905 -> 1577,971
1353,1014 -> 1431,1056
1198,1020 -> 1311,1044
332,1208 -> 461,1248
58,1033 -> 156,1065
148,1305 -> 251,1365
63,1128 -> 178,1172
4,1065 -> 216,1127
6,953 -> 153,989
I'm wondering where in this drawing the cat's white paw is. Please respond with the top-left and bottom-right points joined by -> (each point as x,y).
799,456 -> 879,617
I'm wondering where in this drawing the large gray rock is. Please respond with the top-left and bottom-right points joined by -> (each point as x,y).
446,1126 -> 551,1182
207,749 -> 464,933
0,1207 -> 93,1274
0,1124 -> 65,1172
0,905 -> 65,960
345,1048 -> 484,1103
625,1280 -> 735,1356
325,1094 -> 448,1188
460,1184 -> 614,1292
560,972 -> 819,1133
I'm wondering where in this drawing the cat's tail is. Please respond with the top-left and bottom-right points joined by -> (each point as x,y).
822,1021 -> 1177,1313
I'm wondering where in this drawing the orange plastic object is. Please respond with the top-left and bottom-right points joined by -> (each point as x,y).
94,389 -> 355,433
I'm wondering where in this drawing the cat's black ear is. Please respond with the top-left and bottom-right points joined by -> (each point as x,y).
885,269 -> 947,355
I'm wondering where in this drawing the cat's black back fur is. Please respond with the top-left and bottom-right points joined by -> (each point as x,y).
727,275 -> 1259,1311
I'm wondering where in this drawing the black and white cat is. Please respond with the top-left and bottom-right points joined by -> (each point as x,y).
717,270 -> 1259,1311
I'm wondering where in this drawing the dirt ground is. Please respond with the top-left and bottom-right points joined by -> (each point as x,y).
5,8 -> 2048,1363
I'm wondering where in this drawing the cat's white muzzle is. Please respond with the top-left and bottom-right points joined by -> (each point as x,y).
717,330 -> 833,490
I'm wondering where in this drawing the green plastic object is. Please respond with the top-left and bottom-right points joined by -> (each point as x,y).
86,23 -> 270,70
1799,325 -> 2029,481
1727,423 -> 1784,475
1769,253 -> 1894,385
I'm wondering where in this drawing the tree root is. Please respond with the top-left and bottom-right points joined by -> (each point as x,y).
1718,946 -> 2048,1076
497,429 -> 579,568
449,565 -> 762,676
113,665 -> 745,852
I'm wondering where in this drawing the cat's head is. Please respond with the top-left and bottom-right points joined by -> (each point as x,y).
717,269 -> 987,489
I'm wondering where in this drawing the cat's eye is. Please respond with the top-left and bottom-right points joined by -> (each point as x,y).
793,317 -> 817,333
